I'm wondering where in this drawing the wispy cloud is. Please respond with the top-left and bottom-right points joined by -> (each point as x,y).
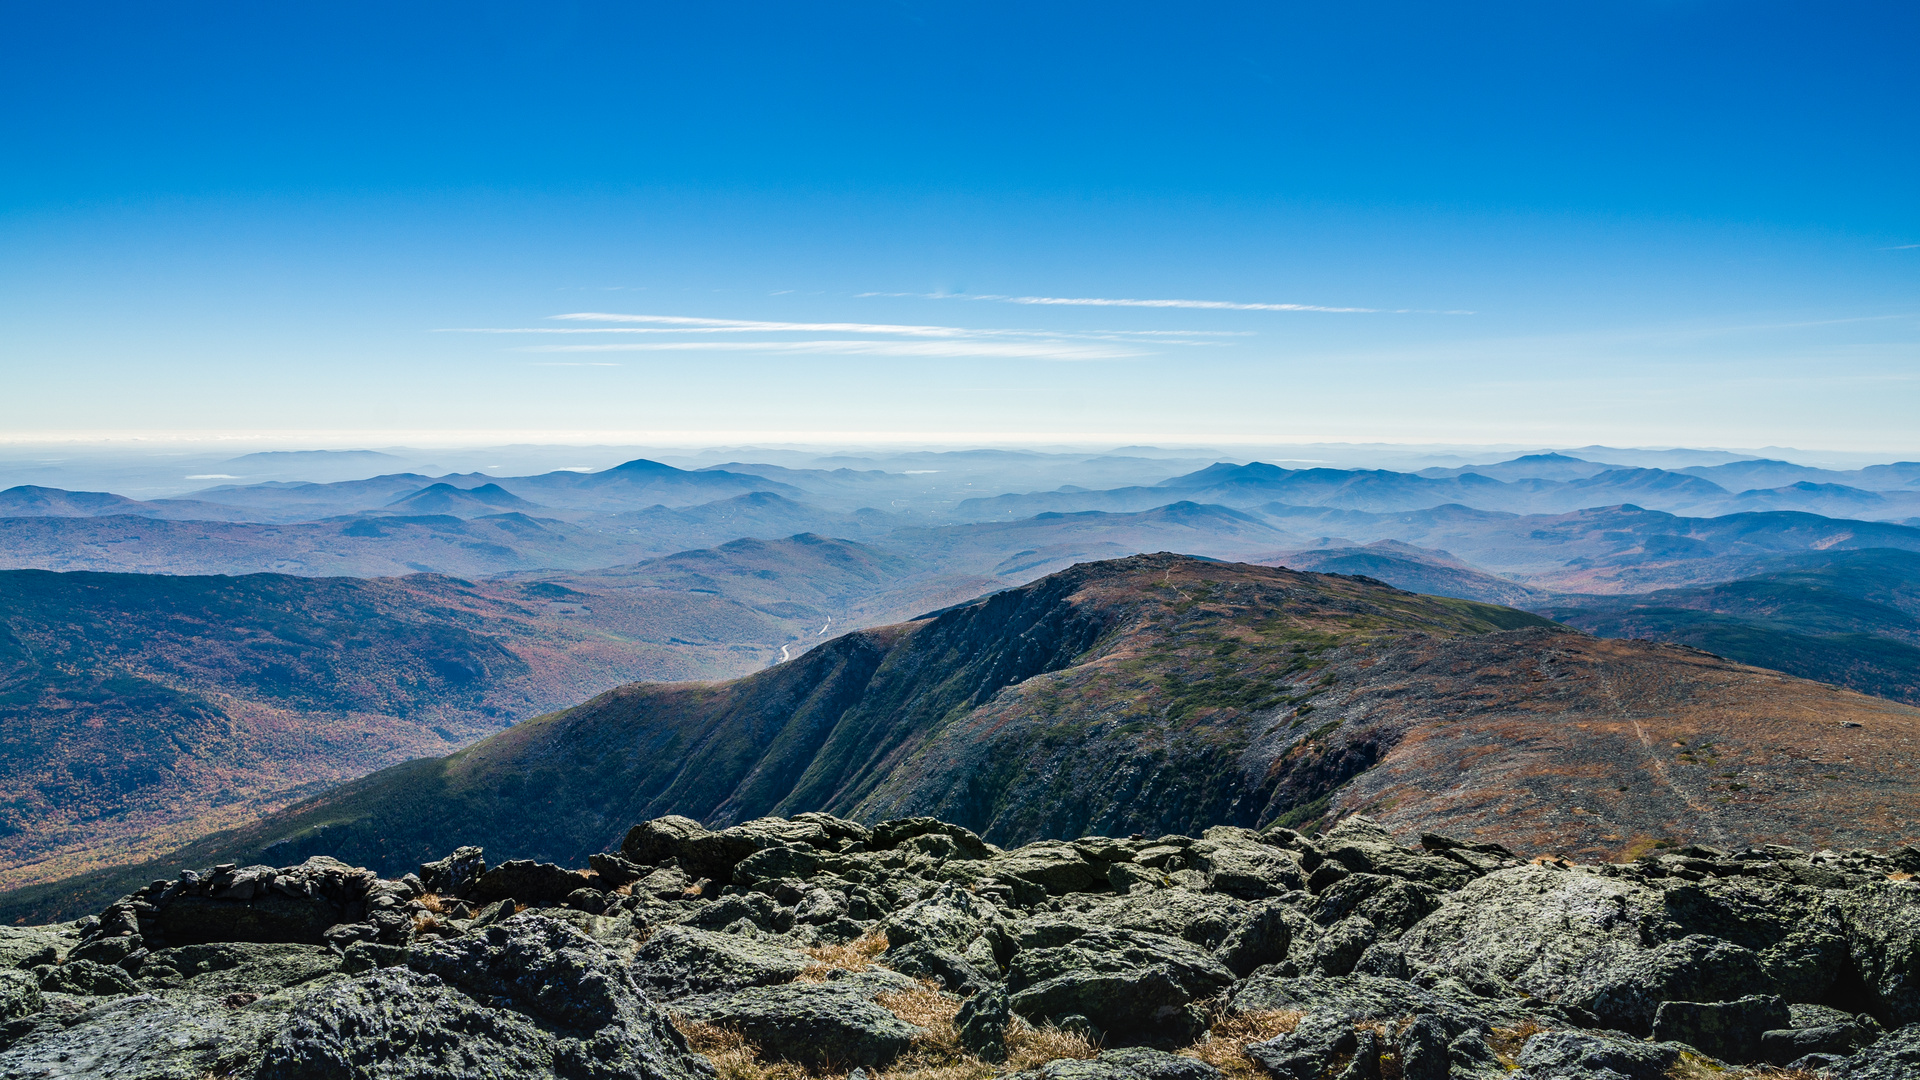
531,361 -> 622,367
435,310 -> 1249,360
861,292 -> 1474,315
1882,243 -> 1920,251
524,340 -> 1139,360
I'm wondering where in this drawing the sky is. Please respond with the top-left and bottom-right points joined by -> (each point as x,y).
2,2 -> 1917,452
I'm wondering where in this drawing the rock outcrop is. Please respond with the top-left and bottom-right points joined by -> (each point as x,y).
3,813 -> 1918,1079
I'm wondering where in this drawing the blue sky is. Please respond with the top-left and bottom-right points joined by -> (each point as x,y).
3,2 -> 1916,450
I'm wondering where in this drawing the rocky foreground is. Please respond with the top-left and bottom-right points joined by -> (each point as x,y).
2,814 -> 1918,1079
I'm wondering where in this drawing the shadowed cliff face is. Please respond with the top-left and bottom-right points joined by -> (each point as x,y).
11,552 -> 1920,924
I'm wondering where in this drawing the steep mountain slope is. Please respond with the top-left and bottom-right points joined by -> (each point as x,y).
1540,548 -> 1920,704
0,537 -> 989,891
25,553 -> 1917,925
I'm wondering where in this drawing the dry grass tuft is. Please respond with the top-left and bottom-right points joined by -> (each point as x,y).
878,982 -> 964,1053
416,892 -> 451,915
1178,1009 -> 1304,1080
798,931 -> 891,981
673,1018 -> 811,1080
1004,1017 -> 1101,1068
1487,1019 -> 1549,1068
411,912 -> 445,936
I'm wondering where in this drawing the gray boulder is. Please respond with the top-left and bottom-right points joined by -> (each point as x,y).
1311,916 -> 1376,977
1004,1054 -> 1216,1080
474,860 -> 586,905
261,912 -> 711,1080
0,926 -> 75,971
1096,1046 -> 1223,1080
39,959 -> 139,997
1245,1010 -> 1361,1080
1650,994 -> 1790,1063
1511,1030 -> 1684,1080
1317,818 -> 1468,890
885,940 -> 994,994
3,990 -> 283,1079
990,842 -> 1106,896
1309,875 -> 1441,937
1187,830 -> 1305,899
692,982 -> 922,1068
135,942 -> 339,997
1088,890 -> 1248,950
1214,901 -> 1293,977
0,968 -> 41,1022
1658,878 -> 1854,1004
1006,928 -> 1237,1044
1560,934 -> 1774,1035
1762,1022 -> 1879,1064
1844,882 -> 1920,1025
629,926 -> 809,999
881,882 -> 1000,954
1822,1022 -> 1920,1079
1396,866 -> 1660,1000
955,985 -> 1010,1061
419,846 -> 487,899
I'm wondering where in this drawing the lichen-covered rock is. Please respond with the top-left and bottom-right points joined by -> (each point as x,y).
1214,900 -> 1293,977
1006,927 -> 1235,1044
694,981 -> 922,1068
135,942 -> 339,997
1186,830 -> 1305,899
1,990 -> 283,1079
1762,1021 -> 1879,1064
1316,818 -> 1469,890
0,926 -> 76,971
989,842 -> 1106,896
1843,882 -> 1920,1026
1311,916 -> 1377,977
630,926 -> 809,999
419,846 -> 488,899
1560,934 -> 1775,1035
1822,1022 -> 1920,1079
475,860 -> 587,905
1659,878 -> 1852,1003
1245,1009 -> 1361,1080
39,958 -> 140,997
956,985 -> 1010,1060
1396,865 -> 1661,999
259,913 -> 711,1080
1651,994 -> 1790,1063
1092,1047 -> 1223,1080
1511,1030 -> 1684,1080
0,968 -> 41,1021
881,882 -> 1000,953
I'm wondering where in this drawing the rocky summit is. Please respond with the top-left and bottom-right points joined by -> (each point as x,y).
4,812 -> 1920,1080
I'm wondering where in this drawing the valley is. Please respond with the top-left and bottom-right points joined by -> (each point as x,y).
9,553 -> 1917,927
8,446 -> 1920,928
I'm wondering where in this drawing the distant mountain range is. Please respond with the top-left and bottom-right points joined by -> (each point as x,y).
10,553 -> 1917,926
1539,548 -> 1920,706
7,451 -> 1920,530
